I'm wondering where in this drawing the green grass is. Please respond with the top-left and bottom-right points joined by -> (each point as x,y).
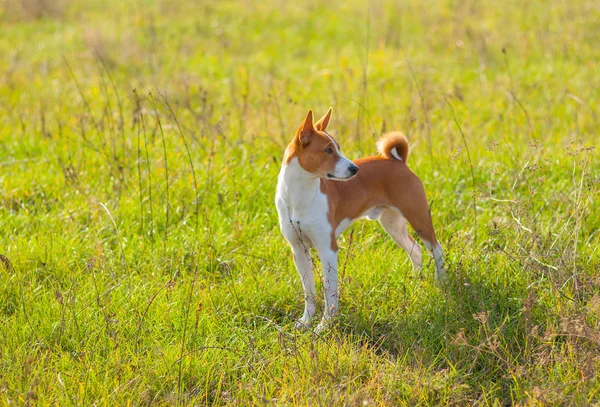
1,0 -> 599,405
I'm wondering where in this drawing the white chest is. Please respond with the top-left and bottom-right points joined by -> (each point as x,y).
276,159 -> 332,247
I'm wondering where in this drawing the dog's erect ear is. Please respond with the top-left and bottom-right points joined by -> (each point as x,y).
300,109 -> 314,133
298,110 -> 315,146
314,107 -> 332,131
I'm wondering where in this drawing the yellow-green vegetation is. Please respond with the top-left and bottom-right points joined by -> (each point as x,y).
1,0 -> 599,405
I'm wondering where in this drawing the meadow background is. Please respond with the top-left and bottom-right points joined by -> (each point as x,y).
1,0 -> 599,405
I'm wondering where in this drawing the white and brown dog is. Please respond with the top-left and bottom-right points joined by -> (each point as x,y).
276,108 -> 445,332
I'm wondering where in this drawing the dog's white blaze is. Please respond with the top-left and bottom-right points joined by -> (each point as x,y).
323,131 -> 355,179
322,132 -> 339,153
390,147 -> 402,161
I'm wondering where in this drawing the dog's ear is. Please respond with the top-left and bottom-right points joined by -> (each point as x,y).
315,107 -> 332,131
298,110 -> 315,146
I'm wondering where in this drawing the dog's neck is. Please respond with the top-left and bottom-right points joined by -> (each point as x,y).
277,157 -> 322,211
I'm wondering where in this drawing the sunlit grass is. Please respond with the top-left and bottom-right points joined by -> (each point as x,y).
1,0 -> 599,404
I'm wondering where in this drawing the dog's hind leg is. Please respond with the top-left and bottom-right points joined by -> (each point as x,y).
389,179 -> 446,282
422,239 -> 445,282
379,208 -> 423,271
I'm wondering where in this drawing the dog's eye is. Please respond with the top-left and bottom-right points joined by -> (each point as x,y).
325,147 -> 333,154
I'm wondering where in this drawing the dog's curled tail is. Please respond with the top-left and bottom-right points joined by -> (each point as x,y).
377,132 -> 409,162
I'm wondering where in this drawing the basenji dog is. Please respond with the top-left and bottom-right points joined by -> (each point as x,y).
276,108 -> 445,332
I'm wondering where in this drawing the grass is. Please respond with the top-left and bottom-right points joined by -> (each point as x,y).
1,0 -> 599,404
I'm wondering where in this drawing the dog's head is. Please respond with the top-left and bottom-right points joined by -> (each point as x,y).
285,108 -> 359,180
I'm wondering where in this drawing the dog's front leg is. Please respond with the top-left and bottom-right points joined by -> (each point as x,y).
292,246 -> 317,330
315,246 -> 339,333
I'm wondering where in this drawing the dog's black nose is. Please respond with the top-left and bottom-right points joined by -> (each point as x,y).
348,164 -> 359,175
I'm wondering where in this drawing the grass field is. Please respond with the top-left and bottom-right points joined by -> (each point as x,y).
1,0 -> 599,405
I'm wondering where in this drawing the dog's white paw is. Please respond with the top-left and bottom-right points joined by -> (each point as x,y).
435,267 -> 447,284
295,319 -> 311,331
314,319 -> 333,334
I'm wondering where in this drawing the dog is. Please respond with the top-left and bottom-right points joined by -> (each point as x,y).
276,108 -> 445,332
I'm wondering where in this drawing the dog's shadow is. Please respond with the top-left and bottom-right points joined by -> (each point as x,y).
257,271 -> 529,368
335,273 -> 530,365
